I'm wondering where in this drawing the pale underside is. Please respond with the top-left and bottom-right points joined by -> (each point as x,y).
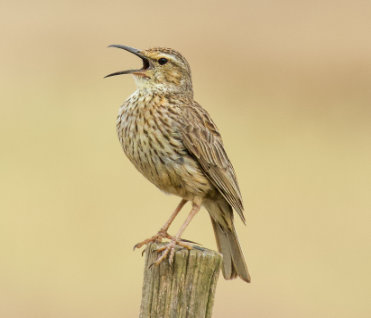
116,88 -> 245,223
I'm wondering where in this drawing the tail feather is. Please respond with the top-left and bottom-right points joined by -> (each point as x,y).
206,200 -> 251,283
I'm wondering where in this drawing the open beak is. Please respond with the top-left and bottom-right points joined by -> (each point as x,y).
105,44 -> 150,78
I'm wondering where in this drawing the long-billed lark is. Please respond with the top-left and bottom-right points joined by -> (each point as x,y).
106,45 -> 251,282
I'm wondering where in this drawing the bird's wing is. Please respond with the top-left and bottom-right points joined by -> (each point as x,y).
180,102 -> 245,223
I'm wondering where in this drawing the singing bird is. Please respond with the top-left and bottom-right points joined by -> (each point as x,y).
106,45 -> 251,282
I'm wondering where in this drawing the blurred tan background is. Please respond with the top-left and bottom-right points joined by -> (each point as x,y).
1,0 -> 370,317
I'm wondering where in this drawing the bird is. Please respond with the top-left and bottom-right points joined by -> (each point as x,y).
105,44 -> 251,283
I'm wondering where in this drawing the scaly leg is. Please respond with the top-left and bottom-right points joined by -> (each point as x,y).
133,199 -> 187,249
155,201 -> 201,265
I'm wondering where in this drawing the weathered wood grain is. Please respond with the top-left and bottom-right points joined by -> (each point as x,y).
139,242 -> 222,318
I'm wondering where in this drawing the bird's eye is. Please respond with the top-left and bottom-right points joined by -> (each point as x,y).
158,58 -> 168,65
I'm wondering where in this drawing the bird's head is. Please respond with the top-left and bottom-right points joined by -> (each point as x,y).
106,45 -> 193,94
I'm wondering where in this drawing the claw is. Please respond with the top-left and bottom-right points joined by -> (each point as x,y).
177,241 -> 193,250
141,247 -> 147,257
178,238 -> 200,245
169,246 -> 176,264
133,230 -> 170,250
155,244 -> 173,265
154,239 -> 194,265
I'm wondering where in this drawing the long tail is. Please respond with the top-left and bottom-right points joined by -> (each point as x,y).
205,200 -> 251,283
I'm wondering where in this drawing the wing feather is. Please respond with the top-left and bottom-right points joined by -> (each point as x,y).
180,102 -> 245,223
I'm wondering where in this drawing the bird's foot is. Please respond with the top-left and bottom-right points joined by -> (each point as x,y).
133,229 -> 171,250
154,238 -> 193,265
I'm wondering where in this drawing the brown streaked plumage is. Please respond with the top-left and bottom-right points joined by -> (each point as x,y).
106,44 -> 251,282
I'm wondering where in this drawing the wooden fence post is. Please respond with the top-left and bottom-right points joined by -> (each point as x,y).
139,242 -> 222,318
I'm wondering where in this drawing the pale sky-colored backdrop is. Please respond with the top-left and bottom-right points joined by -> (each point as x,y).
1,0 -> 370,317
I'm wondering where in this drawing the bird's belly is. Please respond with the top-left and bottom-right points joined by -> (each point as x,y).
117,113 -> 212,200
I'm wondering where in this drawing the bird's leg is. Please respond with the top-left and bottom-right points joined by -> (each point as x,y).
133,199 -> 187,249
158,199 -> 188,235
155,202 -> 201,265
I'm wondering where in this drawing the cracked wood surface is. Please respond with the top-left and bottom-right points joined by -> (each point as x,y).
139,243 -> 222,318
